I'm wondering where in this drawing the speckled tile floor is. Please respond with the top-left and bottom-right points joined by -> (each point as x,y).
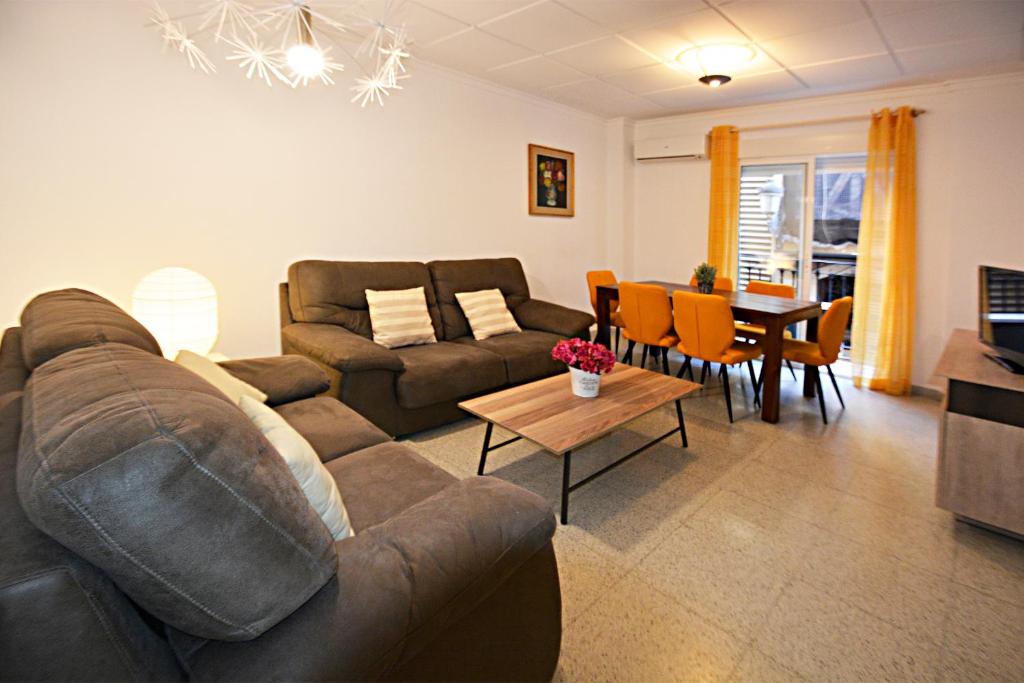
400,360 -> 1024,682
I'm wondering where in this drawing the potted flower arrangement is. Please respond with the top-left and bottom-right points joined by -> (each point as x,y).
693,262 -> 717,294
551,338 -> 617,398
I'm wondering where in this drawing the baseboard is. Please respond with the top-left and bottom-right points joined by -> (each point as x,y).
911,384 -> 944,400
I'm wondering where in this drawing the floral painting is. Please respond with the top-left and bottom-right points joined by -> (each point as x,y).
528,144 -> 575,217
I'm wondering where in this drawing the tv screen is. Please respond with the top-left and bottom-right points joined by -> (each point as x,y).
979,265 -> 1024,369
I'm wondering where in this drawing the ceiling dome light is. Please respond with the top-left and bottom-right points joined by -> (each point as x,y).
286,43 -> 325,78
676,44 -> 756,87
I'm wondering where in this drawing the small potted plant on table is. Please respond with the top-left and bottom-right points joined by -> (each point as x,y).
551,338 -> 617,398
694,262 -> 717,294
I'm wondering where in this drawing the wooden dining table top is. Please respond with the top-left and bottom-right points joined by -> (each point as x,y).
598,280 -> 822,325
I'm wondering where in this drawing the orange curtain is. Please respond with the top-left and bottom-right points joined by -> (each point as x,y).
850,106 -> 917,395
706,125 -> 740,284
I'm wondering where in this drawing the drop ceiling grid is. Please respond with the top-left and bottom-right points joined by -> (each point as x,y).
408,0 -> 1024,117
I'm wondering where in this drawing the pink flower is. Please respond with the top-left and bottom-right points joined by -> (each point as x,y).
551,338 -> 616,375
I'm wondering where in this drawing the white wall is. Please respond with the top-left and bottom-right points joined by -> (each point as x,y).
624,74 -> 1024,389
0,1 -> 608,358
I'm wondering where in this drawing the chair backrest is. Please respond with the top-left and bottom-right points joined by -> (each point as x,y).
688,275 -> 735,291
586,270 -> 618,314
745,280 -> 795,298
618,282 -> 673,345
672,291 -> 736,361
817,296 -> 853,363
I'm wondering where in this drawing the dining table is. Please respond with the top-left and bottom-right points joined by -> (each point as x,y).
595,280 -> 823,424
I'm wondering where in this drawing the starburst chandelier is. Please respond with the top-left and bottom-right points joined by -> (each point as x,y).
148,0 -> 412,106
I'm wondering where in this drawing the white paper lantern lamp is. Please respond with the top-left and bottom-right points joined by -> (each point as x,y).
132,267 -> 218,359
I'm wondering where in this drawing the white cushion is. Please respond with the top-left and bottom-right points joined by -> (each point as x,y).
174,350 -> 267,405
455,289 -> 522,341
365,286 -> 438,349
239,396 -> 353,540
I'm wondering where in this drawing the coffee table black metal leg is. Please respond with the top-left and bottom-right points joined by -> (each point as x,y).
561,451 -> 572,525
675,399 -> 688,448
478,422 -> 493,476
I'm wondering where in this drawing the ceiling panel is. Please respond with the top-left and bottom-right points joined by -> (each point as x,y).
622,8 -> 749,62
398,3 -> 470,46
486,56 -> 589,90
897,32 -> 1024,76
720,0 -> 868,42
876,1 -> 1024,51
602,62 -> 697,94
416,28 -> 534,73
481,1 -> 610,52
643,83 -> 724,110
548,36 -> 658,75
759,19 -> 889,67
557,0 -> 705,32
792,53 -> 902,90
413,0 -> 540,26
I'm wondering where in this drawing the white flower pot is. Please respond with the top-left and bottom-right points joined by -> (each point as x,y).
569,366 -> 601,398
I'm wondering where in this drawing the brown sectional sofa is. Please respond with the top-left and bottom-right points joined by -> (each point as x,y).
280,258 -> 595,436
1,289 -> 562,681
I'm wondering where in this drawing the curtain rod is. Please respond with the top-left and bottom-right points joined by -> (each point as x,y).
736,108 -> 926,133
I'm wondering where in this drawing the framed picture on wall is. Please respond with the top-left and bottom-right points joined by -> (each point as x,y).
528,144 -> 575,217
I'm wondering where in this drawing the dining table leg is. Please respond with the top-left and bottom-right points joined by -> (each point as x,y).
760,318 -> 784,423
802,316 -> 820,398
595,287 -> 612,347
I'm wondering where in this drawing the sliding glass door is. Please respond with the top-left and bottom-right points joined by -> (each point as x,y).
738,163 -> 808,295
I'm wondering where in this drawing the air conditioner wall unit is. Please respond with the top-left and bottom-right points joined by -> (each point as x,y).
634,135 -> 707,161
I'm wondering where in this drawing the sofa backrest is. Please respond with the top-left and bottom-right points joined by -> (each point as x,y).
19,289 -> 162,369
288,260 -> 443,339
17,341 -> 339,641
428,258 -> 531,340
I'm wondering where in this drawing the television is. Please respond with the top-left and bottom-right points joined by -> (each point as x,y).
979,265 -> 1024,373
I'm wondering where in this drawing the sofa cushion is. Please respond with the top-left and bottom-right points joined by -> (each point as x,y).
274,396 -> 391,463
175,349 -> 267,405
1,328 -> 28,405
428,259 -> 531,340
19,289 -> 162,369
455,289 -> 523,341
454,330 -> 565,384
324,442 -> 456,532
394,342 -> 506,410
366,286 -> 438,349
219,355 -> 330,406
288,261 -> 443,339
16,343 -> 337,641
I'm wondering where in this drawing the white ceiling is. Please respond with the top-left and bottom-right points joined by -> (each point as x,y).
397,0 -> 1024,118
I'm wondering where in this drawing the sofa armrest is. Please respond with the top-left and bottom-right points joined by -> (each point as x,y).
514,298 -> 595,339
218,355 -> 330,406
282,323 -> 403,373
167,477 -> 558,681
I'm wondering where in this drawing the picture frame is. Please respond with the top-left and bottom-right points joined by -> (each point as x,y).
528,144 -> 575,217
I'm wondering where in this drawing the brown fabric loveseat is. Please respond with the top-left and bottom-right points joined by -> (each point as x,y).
1,289 -> 562,681
280,258 -> 595,436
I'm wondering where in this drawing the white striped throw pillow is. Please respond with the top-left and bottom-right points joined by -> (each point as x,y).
365,287 -> 437,349
455,289 -> 522,341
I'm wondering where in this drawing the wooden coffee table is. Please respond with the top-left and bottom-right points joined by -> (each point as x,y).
459,363 -> 701,524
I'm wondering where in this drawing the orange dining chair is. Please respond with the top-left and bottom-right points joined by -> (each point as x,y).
587,270 -> 622,353
735,280 -> 799,381
617,282 -> 679,374
780,296 -> 853,424
673,291 -> 761,423
689,275 -> 734,291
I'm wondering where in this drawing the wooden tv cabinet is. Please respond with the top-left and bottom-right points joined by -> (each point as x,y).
933,329 -> 1024,538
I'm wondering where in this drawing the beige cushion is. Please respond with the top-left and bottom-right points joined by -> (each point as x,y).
455,289 -> 522,341
365,286 -> 438,349
239,396 -> 353,540
174,350 -> 267,405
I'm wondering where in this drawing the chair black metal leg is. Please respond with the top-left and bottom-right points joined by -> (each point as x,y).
661,347 -> 670,375
675,399 -> 688,448
812,366 -> 828,424
747,360 -> 760,408
699,360 -> 709,385
622,339 -> 636,365
640,345 -> 649,369
477,422 -> 493,476
685,356 -> 695,380
560,451 -> 572,524
676,356 -> 692,379
614,327 -> 621,354
826,364 -> 845,409
720,364 -> 734,423
786,359 -> 797,381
